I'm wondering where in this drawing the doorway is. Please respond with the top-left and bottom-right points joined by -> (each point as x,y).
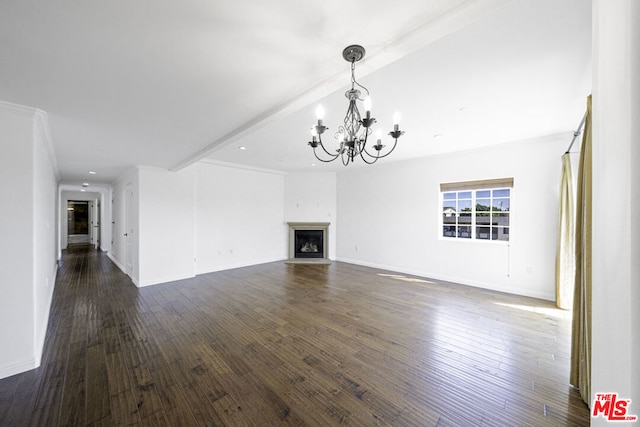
67,201 -> 90,244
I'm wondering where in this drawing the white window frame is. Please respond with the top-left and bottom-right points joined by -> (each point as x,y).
440,178 -> 513,242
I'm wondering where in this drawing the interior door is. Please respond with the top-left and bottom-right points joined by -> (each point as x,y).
92,199 -> 101,249
125,182 -> 134,277
89,201 -> 95,246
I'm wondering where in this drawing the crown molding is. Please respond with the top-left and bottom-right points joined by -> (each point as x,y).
33,109 -> 60,180
0,100 -> 60,179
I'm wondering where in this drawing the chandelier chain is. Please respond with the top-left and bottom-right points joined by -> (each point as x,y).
350,60 -> 369,98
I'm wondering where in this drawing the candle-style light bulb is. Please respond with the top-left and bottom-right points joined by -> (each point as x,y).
393,111 -> 401,131
363,96 -> 372,116
315,105 -> 325,123
310,128 -> 318,141
375,129 -> 382,143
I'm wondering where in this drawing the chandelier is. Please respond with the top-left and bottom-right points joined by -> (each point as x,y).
308,44 -> 404,165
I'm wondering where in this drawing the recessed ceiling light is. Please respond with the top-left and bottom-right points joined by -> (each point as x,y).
433,134 -> 444,139
311,163 -> 316,167
239,146 -> 247,150
82,182 -> 89,187
458,107 -> 469,112
89,171 -> 96,174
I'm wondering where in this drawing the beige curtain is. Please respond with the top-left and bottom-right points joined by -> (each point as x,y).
570,95 -> 592,406
555,153 -> 575,310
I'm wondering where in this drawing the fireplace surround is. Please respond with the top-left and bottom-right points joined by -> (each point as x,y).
285,222 -> 330,264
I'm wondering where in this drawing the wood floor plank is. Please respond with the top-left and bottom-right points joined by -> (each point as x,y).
0,244 -> 590,426
0,370 -> 43,426
104,351 -> 133,396
109,389 -> 142,426
163,360 -> 229,426
86,343 -> 112,424
57,341 -> 88,426
128,365 -> 166,421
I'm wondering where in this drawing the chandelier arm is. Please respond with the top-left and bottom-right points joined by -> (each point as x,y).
357,128 -> 379,160
316,135 -> 340,158
312,147 -> 340,163
360,134 -> 382,159
360,145 -> 381,161
358,149 -> 380,164
364,137 -> 400,159
356,133 -> 381,164
341,149 -> 352,166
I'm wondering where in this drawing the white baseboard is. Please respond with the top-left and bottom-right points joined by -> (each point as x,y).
138,272 -> 196,287
196,257 -> 285,276
335,257 -> 555,301
107,251 -> 127,273
0,358 -> 38,380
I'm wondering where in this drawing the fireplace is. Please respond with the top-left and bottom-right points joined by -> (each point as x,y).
286,222 -> 330,264
294,230 -> 324,258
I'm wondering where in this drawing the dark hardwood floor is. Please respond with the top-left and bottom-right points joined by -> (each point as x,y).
0,245 -> 589,426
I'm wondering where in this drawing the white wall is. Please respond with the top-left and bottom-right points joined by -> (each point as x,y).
0,104 -> 37,378
110,168 -> 140,284
0,102 -> 58,379
336,134 -> 568,300
109,162 -> 287,284
138,166 -> 196,286
33,114 -> 59,366
591,0 -> 640,422
284,172 -> 337,259
195,161 -> 285,273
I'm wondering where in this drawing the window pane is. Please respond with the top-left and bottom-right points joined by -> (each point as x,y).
493,189 -> 510,198
458,191 -> 472,199
493,227 -> 509,241
443,192 -> 457,200
443,213 -> 456,225
493,212 -> 509,227
477,190 -> 490,198
476,212 -> 490,225
458,200 -> 472,212
443,226 -> 456,237
476,198 -> 490,212
477,227 -> 490,239
492,198 -> 510,212
459,212 -> 472,224
458,226 -> 471,238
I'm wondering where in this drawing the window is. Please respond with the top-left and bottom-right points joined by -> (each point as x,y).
441,179 -> 512,241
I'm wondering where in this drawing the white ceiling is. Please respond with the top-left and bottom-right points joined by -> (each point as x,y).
0,0 -> 591,184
